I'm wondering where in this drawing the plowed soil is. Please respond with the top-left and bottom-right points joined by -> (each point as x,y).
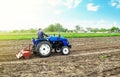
0,37 -> 120,77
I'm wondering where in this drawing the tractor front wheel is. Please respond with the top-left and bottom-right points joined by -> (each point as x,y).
55,48 -> 61,53
37,41 -> 52,57
62,46 -> 70,55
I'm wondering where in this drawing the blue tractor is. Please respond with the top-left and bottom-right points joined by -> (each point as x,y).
32,35 -> 71,57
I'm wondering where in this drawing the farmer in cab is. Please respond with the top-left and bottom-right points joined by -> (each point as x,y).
37,28 -> 48,39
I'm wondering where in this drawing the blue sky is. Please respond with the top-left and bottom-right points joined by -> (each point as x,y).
0,0 -> 120,31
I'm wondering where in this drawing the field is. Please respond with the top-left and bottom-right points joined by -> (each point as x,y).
0,36 -> 120,77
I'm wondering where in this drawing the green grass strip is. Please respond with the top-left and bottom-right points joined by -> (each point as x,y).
0,33 -> 120,40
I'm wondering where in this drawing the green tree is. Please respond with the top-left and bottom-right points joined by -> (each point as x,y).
12,30 -> 19,33
91,28 -> 99,33
99,28 -> 108,32
44,24 -> 55,32
110,26 -> 119,33
20,29 -> 25,33
44,23 -> 66,32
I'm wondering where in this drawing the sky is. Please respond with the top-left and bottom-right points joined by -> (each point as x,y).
0,0 -> 120,31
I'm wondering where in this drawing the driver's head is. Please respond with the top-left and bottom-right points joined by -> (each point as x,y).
38,28 -> 42,31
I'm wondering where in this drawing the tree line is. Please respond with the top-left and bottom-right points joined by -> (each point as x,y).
12,23 -> 120,33
75,25 -> 120,33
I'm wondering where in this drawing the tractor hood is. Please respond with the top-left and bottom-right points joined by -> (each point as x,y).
49,36 -> 71,48
49,36 -> 67,42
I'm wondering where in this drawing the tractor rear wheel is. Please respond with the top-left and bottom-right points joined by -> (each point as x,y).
37,41 -> 52,57
62,46 -> 70,55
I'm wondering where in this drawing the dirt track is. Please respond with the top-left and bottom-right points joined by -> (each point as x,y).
0,37 -> 120,77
